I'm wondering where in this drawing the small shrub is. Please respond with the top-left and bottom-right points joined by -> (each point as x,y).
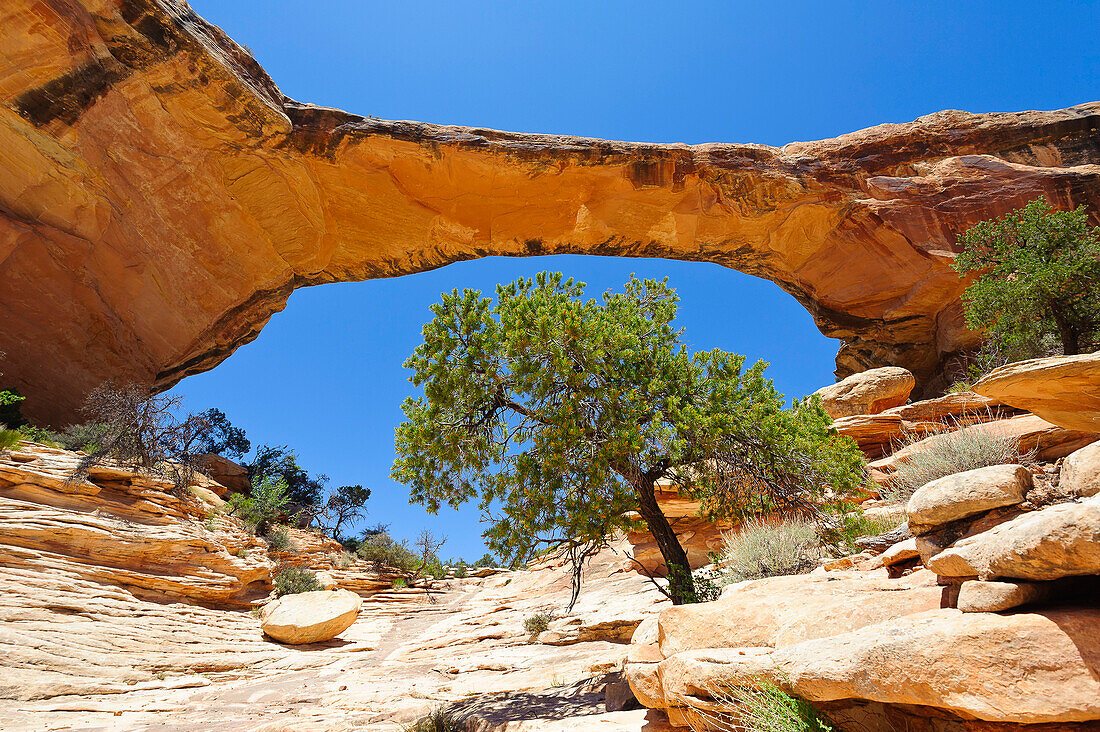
331,551 -> 355,569
473,552 -> 495,568
265,526 -> 292,552
0,427 -> 21,453
56,422 -> 108,453
356,531 -> 420,572
881,418 -> 1027,504
203,514 -> 218,531
403,707 -> 462,732
453,560 -> 468,579
16,424 -> 61,446
236,547 -> 249,559
523,611 -> 552,638
825,511 -> 904,555
273,565 -> 322,596
688,679 -> 833,732
719,516 -> 821,583
392,577 -> 409,589
226,475 -> 291,535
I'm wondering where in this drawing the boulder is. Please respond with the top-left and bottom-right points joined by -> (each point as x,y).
957,579 -> 1052,612
1061,441 -> 1100,498
906,464 -> 1031,535
973,351 -> 1100,434
656,570 -> 943,658
879,538 -> 920,567
926,494 -> 1100,581
814,367 -> 915,419
260,589 -> 361,644
193,454 -> 250,497
650,608 -> 1100,724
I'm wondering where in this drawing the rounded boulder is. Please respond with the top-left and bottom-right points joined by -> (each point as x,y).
260,589 -> 361,644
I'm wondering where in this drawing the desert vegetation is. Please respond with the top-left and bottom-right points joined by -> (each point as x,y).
687,680 -> 834,732
950,196 -> 1100,389
392,273 -> 866,605
273,565 -> 323,596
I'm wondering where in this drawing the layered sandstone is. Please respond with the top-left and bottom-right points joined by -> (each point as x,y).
2,0 -> 1100,423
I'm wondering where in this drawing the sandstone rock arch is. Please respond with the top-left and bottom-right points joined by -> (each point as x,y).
2,0 -> 1099,424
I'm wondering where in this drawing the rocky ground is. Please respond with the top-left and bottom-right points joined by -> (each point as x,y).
2,354 -> 1099,731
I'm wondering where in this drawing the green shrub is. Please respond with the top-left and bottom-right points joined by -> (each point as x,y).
824,510 -> 905,555
55,422 -> 108,453
265,526 -> 292,552
881,419 -> 1026,504
719,516 -> 821,583
392,577 -> 408,589
356,531 -> 420,572
403,707 -> 462,732
689,680 -> 833,732
226,475 -> 291,535
273,565 -> 322,596
473,552 -> 495,568
15,424 -> 61,446
0,427 -> 21,452
453,560 -> 468,579
523,611 -> 552,638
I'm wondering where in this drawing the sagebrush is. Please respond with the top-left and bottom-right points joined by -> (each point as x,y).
402,707 -> 462,732
719,516 -> 821,583
881,419 -> 1026,504
523,611 -> 552,638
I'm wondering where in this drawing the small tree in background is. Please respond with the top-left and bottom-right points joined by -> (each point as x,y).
392,273 -> 865,605
315,484 -> 372,541
247,445 -> 327,508
186,408 -> 251,460
953,197 -> 1100,359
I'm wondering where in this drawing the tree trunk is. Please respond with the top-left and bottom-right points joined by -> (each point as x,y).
1052,308 -> 1081,355
633,476 -> 696,605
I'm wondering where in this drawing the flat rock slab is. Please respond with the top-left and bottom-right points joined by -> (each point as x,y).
957,579 -> 1052,612
261,589 -> 362,644
926,494 -> 1100,581
974,351 -> 1100,434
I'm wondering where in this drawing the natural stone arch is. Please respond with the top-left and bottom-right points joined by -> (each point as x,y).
1,0 -> 1099,424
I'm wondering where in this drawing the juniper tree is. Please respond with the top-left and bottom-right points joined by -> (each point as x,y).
392,273 -> 864,605
953,197 -> 1100,358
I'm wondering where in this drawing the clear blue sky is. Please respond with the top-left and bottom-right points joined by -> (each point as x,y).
173,0 -> 1099,560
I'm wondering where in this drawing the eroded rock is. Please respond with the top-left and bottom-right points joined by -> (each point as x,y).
926,494 -> 1100,580
906,464 -> 1031,535
973,352 -> 1100,434
259,589 -> 361,644
814,367 -> 915,419
1061,441 -> 1100,498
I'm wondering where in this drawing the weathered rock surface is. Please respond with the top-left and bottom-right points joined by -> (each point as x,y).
973,352 -> 1100,434
926,494 -> 1100,580
260,589 -> 361,644
814,366 -> 915,418
1061,440 -> 1100,498
0,442 -> 677,729
0,443 -> 273,606
906,464 -> 1031,535
956,579 -> 1052,612
2,1 -> 1100,423
833,391 -> 1017,458
648,607 -> 1100,725
655,570 -> 944,658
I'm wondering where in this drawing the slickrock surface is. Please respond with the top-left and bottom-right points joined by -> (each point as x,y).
973,351 -> 1100,434
2,0 -> 1100,423
0,442 -> 670,730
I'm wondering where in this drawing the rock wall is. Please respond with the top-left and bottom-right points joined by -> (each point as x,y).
1,0 -> 1099,423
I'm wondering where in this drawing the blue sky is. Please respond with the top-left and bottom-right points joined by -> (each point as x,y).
174,0 -> 1099,559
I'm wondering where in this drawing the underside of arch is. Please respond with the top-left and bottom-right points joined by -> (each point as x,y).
1,0 -> 1099,424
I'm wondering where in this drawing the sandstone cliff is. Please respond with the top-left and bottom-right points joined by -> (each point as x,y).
2,0 -> 1099,423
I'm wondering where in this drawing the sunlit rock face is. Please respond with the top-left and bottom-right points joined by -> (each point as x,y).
2,0 -> 1100,424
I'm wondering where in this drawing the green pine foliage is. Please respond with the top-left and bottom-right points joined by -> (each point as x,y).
953,197 -> 1100,357
392,273 -> 866,605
